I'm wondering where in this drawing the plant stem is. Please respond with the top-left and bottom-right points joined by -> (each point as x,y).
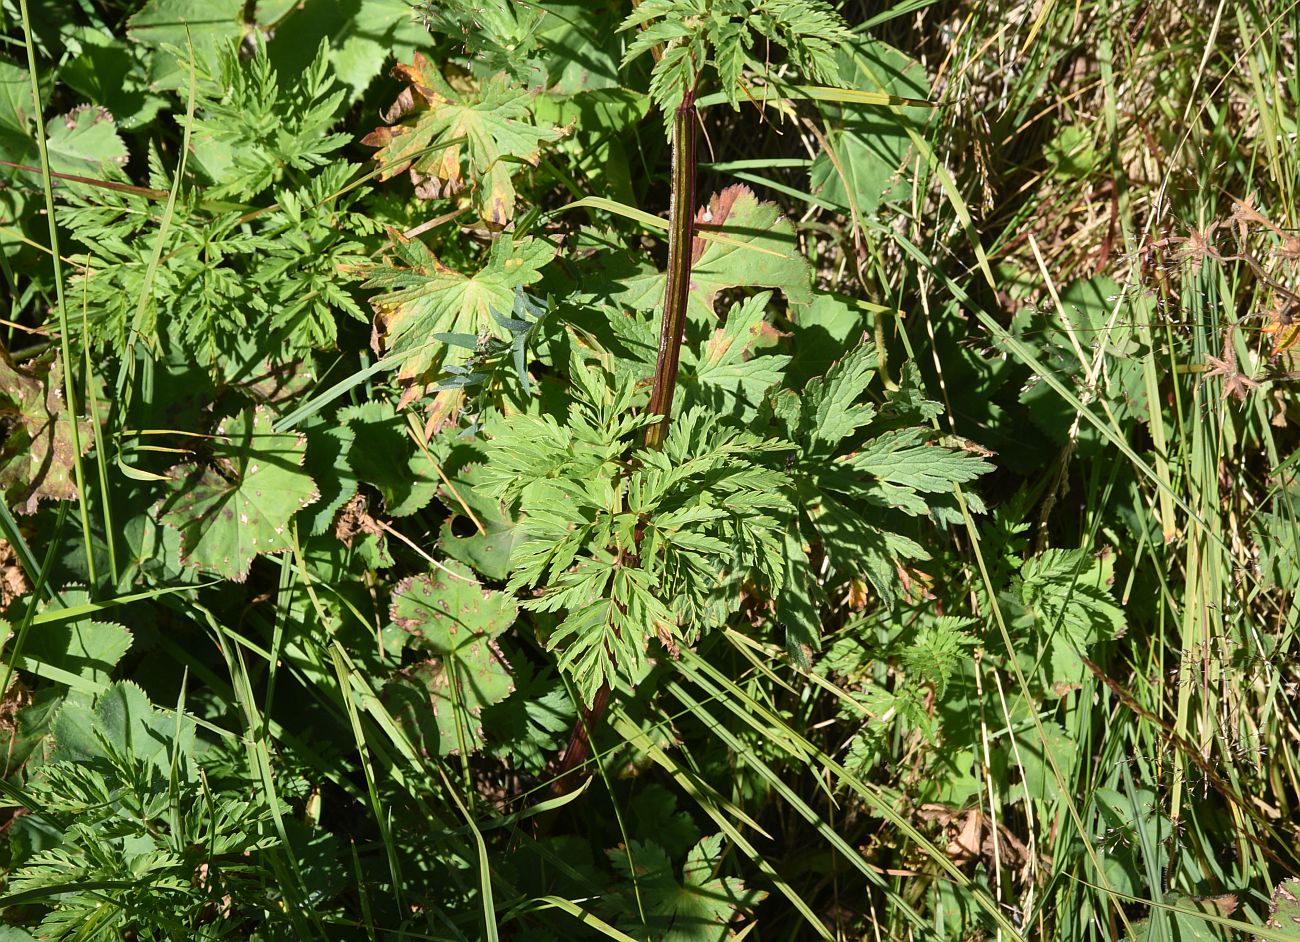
550,92 -> 698,795
644,91 -> 699,450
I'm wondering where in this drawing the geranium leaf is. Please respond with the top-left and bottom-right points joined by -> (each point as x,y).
362,58 -> 564,226
364,231 -> 554,384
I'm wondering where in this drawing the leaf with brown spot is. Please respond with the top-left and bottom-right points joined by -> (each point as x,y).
154,406 -> 317,582
0,348 -> 92,514
383,560 -> 517,756
613,185 -> 812,321
363,61 -> 563,227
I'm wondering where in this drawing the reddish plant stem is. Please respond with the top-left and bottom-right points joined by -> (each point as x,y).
643,92 -> 699,449
550,93 -> 698,796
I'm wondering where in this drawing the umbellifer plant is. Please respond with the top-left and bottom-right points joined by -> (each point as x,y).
473,0 -> 992,790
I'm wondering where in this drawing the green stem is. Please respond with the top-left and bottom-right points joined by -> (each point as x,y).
550,93 -> 699,795
18,0 -> 96,589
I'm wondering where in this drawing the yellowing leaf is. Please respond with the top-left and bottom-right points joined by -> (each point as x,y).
610,184 -> 813,320
364,231 -> 554,384
689,184 -> 813,315
1262,306 -> 1300,358
362,56 -> 564,226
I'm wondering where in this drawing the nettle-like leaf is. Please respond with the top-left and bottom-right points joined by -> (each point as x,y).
604,834 -> 766,941
362,55 -> 564,226
364,231 -> 554,384
382,561 -> 517,756
0,349 -> 92,514
155,406 -> 319,581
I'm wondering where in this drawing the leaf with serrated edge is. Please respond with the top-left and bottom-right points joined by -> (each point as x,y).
155,406 -> 318,581
362,61 -> 563,226
364,232 -> 554,383
1268,878 -> 1300,935
385,561 -> 518,755
0,350 -> 92,514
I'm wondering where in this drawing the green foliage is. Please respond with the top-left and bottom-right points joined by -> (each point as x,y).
482,356 -> 794,705
384,561 -> 518,755
603,834 -> 766,940
808,38 -> 930,213
774,340 -> 989,623
1270,879 -> 1300,937
622,0 -> 851,113
6,1 -> 1292,939
189,41 -> 348,201
364,231 -> 554,384
5,683 -> 279,938
154,406 -> 318,581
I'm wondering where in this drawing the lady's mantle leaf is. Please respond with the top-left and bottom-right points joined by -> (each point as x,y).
155,406 -> 318,581
605,834 -> 766,941
364,231 -> 553,383
362,56 -> 564,226
23,589 -> 132,691
383,561 -> 517,756
1268,878 -> 1300,936
0,349 -> 92,514
45,105 -> 129,179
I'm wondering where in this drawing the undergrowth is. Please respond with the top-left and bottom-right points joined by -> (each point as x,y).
0,0 -> 1297,939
